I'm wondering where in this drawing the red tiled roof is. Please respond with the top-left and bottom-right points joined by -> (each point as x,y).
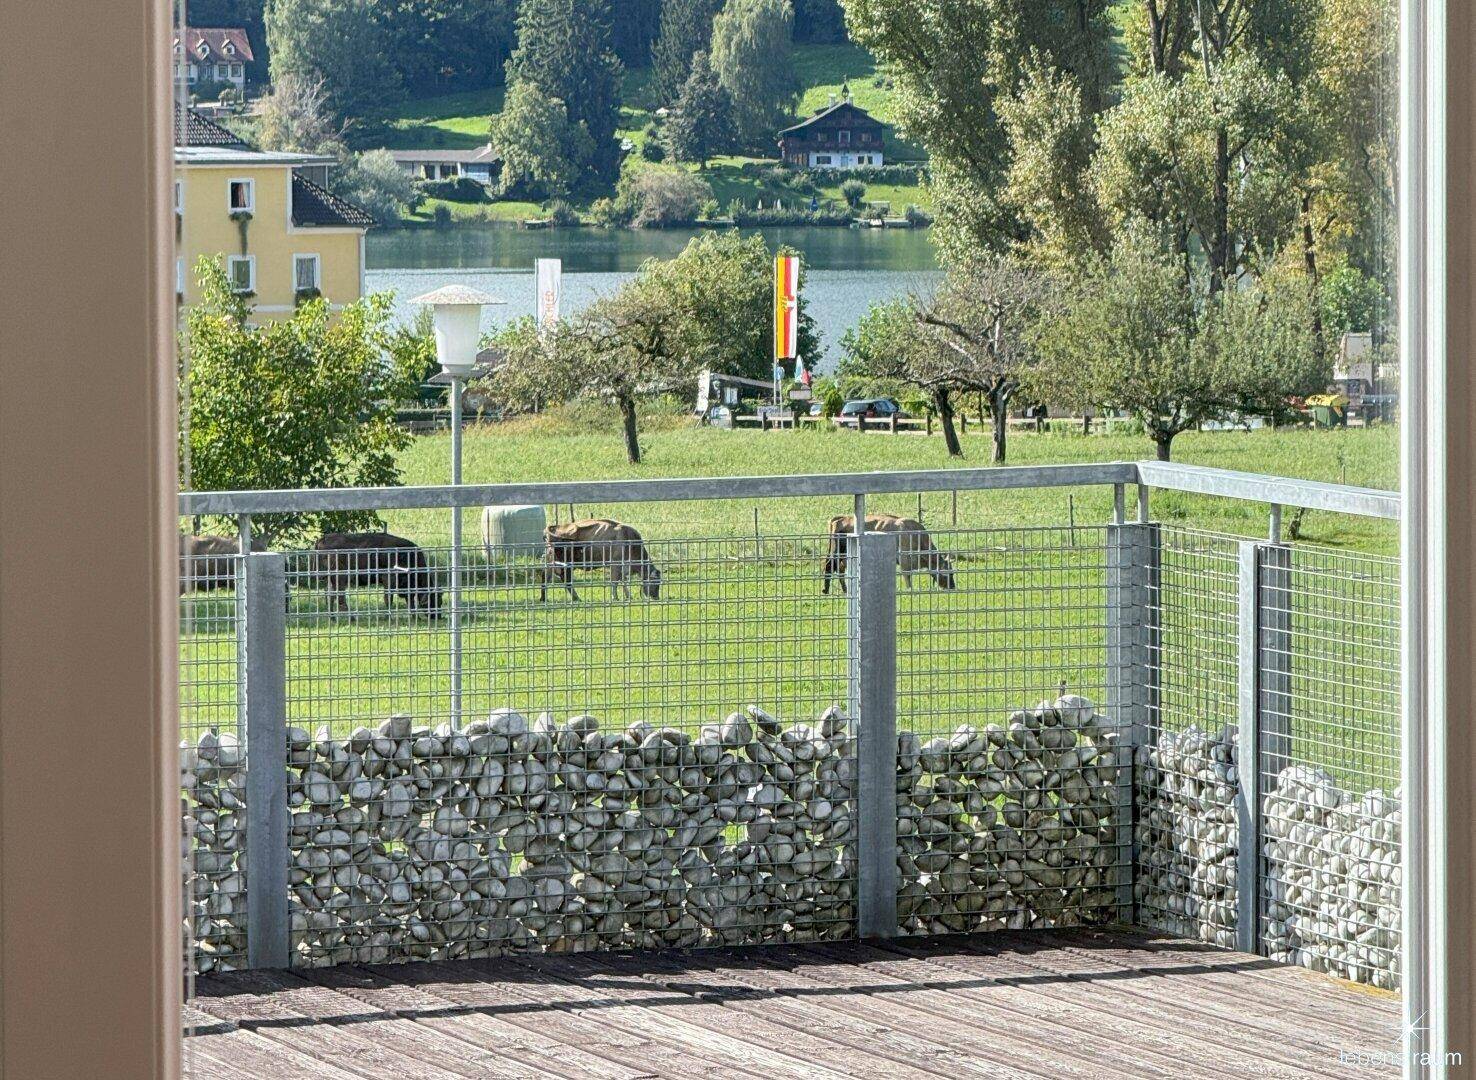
175,27 -> 254,64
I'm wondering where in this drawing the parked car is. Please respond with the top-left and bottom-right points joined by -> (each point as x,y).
839,398 -> 908,420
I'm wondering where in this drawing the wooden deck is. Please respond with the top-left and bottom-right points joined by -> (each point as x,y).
185,929 -> 1400,1079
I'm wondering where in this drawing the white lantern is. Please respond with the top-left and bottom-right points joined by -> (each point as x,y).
410,285 -> 504,376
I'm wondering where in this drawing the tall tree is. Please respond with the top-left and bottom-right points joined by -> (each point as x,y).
651,0 -> 723,106
506,0 -> 625,182
665,51 -> 733,168
711,0 -> 800,150
611,0 -> 664,67
265,0 -> 402,118
842,0 -> 1116,264
374,0 -> 519,93
793,0 -> 847,42
488,80 -> 593,198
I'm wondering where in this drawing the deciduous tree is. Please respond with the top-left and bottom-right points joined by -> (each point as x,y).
265,0 -> 402,118
711,0 -> 800,150
181,261 -> 421,541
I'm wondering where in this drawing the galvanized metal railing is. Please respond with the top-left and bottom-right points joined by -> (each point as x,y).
177,462 -> 1401,982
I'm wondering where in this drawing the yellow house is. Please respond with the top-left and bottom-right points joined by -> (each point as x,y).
174,108 -> 372,316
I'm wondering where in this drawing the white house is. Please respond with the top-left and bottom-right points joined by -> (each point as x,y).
174,27 -> 253,93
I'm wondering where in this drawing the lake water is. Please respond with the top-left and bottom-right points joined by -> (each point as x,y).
366,226 -> 941,370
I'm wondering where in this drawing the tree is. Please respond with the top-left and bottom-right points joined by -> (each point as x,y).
489,81 -> 593,199
373,0 -> 518,94
840,178 -> 867,209
611,0 -> 664,67
843,0 -> 1117,264
645,231 -> 820,381
1028,229 -> 1325,461
1320,263 -> 1386,339
794,0 -> 848,42
497,278 -> 691,463
614,166 -> 714,227
254,73 -> 344,154
181,260 -> 421,542
651,0 -> 723,106
711,0 -> 800,150
842,256 -> 1053,460
265,0 -> 402,119
338,149 -> 416,226
665,51 -> 734,168
506,0 -> 624,183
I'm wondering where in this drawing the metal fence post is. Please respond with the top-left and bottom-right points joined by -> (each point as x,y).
1107,522 -> 1160,922
853,529 -> 898,938
1236,541 -> 1292,955
241,552 -> 291,970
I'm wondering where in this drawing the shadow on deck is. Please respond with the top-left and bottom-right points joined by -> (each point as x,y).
185,928 -> 1400,1079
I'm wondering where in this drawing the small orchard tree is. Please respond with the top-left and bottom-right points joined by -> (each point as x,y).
495,279 -> 692,463
844,257 -> 1056,461
181,260 -> 422,542
1029,230 -> 1326,461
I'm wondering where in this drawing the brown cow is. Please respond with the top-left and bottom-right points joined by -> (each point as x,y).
540,519 -> 661,601
822,514 -> 957,594
179,533 -> 264,594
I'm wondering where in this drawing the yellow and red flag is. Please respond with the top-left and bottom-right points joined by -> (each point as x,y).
773,254 -> 800,361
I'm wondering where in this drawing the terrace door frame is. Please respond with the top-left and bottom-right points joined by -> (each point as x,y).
0,0 -> 180,1076
1405,2 -> 1476,1075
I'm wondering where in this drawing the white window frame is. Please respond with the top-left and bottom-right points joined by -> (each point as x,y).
187,63 -> 198,82
215,63 -> 229,80
292,253 -> 321,292
230,63 -> 243,79
176,257 -> 185,296
228,178 -> 254,214
226,254 -> 255,294
173,179 -> 183,214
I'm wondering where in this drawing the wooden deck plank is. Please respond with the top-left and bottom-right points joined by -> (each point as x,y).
729,942 -> 1138,1079
493,951 -> 860,1080
298,965 -> 644,1080
573,946 -> 997,1080
512,948 -> 953,1080
383,955 -> 734,1080
874,935 -> 1363,1079
191,970 -> 473,1080
795,938 -> 1281,1080
1056,929 -> 1402,1029
183,1026 -> 368,1080
184,932 -> 1401,1080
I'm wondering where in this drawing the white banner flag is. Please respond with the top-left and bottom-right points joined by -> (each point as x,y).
535,258 -> 562,328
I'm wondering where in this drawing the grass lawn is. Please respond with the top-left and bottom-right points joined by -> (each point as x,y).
180,418 -> 1398,792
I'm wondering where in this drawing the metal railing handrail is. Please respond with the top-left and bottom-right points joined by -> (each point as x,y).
176,460 -> 1401,521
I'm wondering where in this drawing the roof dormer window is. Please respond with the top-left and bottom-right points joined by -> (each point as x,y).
224,41 -> 235,55
197,43 -> 210,58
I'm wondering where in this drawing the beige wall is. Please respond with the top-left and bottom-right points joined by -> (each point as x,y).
1,0 -> 181,1075
177,163 -> 364,314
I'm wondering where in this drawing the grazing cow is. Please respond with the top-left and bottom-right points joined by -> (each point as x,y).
179,533 -> 264,594
313,532 -> 443,616
822,514 -> 957,594
540,519 -> 661,601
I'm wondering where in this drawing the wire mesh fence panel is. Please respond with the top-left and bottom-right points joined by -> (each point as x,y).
1260,546 -> 1400,989
179,549 -> 246,974
1135,529 -> 1242,947
280,525 -> 856,965
894,525 -> 1125,934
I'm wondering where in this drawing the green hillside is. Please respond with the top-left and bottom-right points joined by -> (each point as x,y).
354,42 -> 932,225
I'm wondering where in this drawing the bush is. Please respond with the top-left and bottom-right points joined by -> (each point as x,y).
615,166 -> 713,228
699,198 -> 721,220
904,204 -> 934,227
840,178 -> 867,209
431,204 -> 453,229
416,176 -> 489,203
337,148 -> 417,226
588,196 -> 625,227
640,122 -> 667,162
545,200 -> 580,227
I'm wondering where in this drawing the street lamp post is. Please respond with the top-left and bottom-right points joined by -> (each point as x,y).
411,285 -> 503,727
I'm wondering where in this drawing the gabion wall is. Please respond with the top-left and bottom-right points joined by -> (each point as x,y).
183,730 -> 247,973
898,693 -> 1125,934
284,705 -> 854,967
